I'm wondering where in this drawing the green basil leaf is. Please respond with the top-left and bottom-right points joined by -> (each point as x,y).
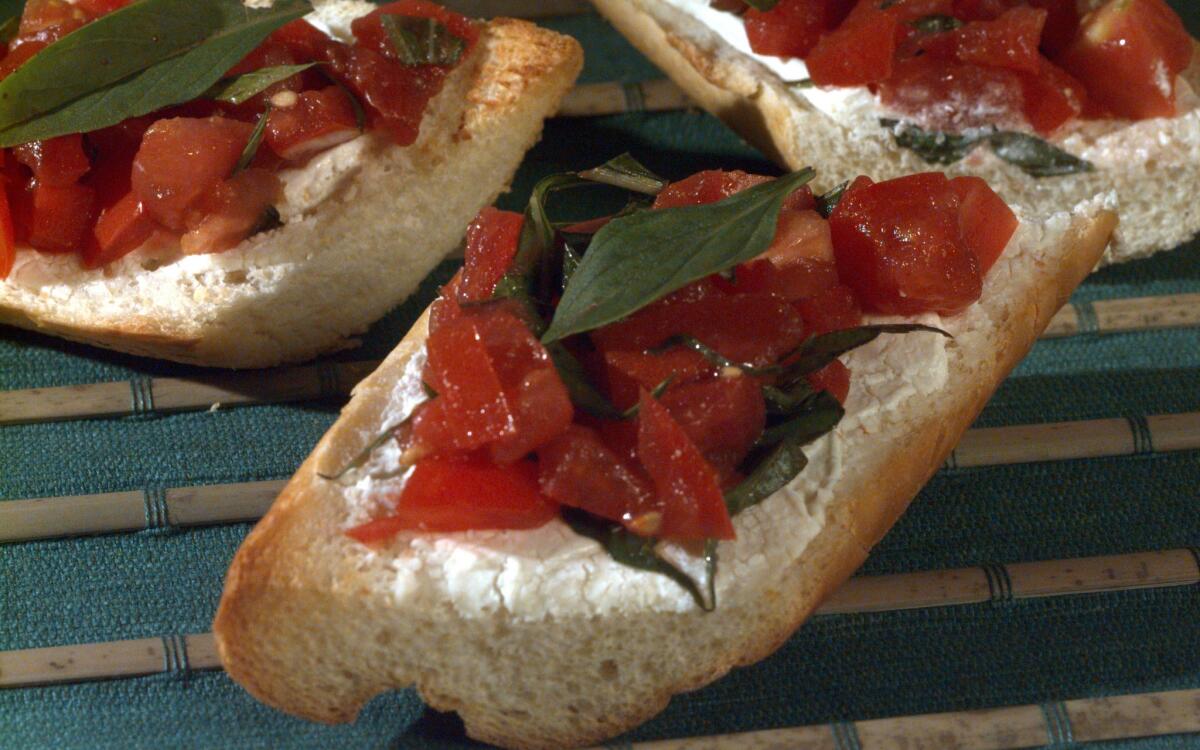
210,62 -> 316,105
881,119 -> 1094,178
0,0 -> 309,146
741,0 -> 781,9
318,65 -> 366,130
544,167 -> 816,343
909,14 -> 963,33
786,78 -> 815,88
726,392 -> 843,514
882,118 -> 978,165
815,180 -> 849,218
562,508 -> 714,611
617,375 -> 674,420
986,131 -> 1095,178
560,243 -> 582,293
578,152 -> 666,196
381,14 -> 464,67
233,104 -> 270,175
546,342 -> 623,420
756,391 -> 844,447
762,380 -> 815,415
0,0 -> 23,46
782,324 -> 949,383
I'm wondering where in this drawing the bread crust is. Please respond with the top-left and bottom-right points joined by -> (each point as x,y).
0,17 -> 583,368
590,0 -> 1199,264
214,185 -> 1115,747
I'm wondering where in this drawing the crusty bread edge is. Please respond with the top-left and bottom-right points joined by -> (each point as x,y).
589,0 -> 1199,264
0,18 -> 583,368
214,201 -> 1115,749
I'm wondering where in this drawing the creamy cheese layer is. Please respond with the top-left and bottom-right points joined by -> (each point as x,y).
655,0 -> 1200,168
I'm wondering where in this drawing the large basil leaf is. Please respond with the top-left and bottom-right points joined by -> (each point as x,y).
543,168 -> 816,343
562,508 -> 715,611
726,392 -> 843,514
0,0 -> 309,146
881,119 -> 1094,178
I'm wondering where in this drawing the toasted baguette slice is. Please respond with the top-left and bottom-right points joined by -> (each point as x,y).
214,182 -> 1116,748
0,4 -> 582,368
589,0 -> 1198,264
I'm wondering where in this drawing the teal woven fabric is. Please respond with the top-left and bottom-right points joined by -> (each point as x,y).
3,5 -> 1200,749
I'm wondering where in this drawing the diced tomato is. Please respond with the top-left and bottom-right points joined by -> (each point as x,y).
270,19 -> 330,60
265,86 -> 359,161
716,256 -> 842,302
600,348 -> 715,410
1056,0 -> 1193,120
412,314 -> 515,453
952,0 -> 1012,21
636,390 -> 735,541
744,0 -> 854,59
26,182 -> 96,253
1028,0 -> 1080,57
429,272 -> 465,332
794,283 -> 863,334
591,284 -> 807,367
470,308 -> 573,463
16,0 -> 87,41
879,56 -> 1026,132
131,117 -> 254,231
660,375 -> 766,479
0,182 -> 13,279
86,192 -> 157,268
347,456 -> 558,541
806,360 -> 851,404
84,117 -> 155,212
949,175 -> 1017,274
829,172 -> 982,315
0,42 -> 47,80
538,425 -> 661,531
457,207 -> 524,303
179,168 -> 280,254
1018,56 -> 1086,134
13,135 -> 90,187
73,0 -> 134,18
938,6 -> 1048,73
805,6 -> 899,87
874,0 -> 956,24
351,0 -> 480,61
760,208 -> 834,265
653,170 -> 768,208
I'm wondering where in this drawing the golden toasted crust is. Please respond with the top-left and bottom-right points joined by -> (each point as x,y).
215,199 -> 1115,750
0,18 -> 583,368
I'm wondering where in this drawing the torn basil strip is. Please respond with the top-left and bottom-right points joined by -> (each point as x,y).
381,15 -> 465,67
880,119 -> 1094,178
578,152 -> 667,196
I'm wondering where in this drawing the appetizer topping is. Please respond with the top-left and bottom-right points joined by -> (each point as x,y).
339,156 -> 1017,608
0,0 -> 478,278
737,0 -> 1193,134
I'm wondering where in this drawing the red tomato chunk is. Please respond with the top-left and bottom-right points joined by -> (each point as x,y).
351,168 -> 1019,545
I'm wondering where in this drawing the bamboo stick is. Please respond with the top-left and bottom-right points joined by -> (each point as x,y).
557,79 -> 693,117
3,294 -> 1193,427
2,549 -> 1196,688
622,690 -> 1200,749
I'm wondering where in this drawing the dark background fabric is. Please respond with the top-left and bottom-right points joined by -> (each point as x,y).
2,3 -> 1199,748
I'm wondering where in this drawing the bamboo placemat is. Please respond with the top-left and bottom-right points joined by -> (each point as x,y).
3,3 -> 1199,749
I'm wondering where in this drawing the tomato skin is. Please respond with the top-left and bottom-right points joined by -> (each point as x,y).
935,6 -> 1048,74
457,207 -> 523,303
352,0 -> 480,61
538,425 -> 660,530
0,180 -> 13,279
1056,0 -> 1193,120
1018,56 -> 1086,134
86,192 -> 157,268
878,56 -> 1026,132
949,175 -> 1017,274
805,6 -> 899,87
600,347 -> 715,411
13,135 -> 90,187
744,0 -> 854,59
27,182 -> 96,253
179,168 -> 280,254
131,117 -> 254,231
806,360 -> 851,404
264,86 -> 359,162
829,172 -> 982,315
271,19 -> 330,60
794,283 -> 863,334
347,456 -> 558,541
636,390 -> 735,541
660,375 -> 766,479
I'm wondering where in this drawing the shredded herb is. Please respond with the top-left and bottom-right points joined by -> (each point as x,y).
209,62 -> 316,105
578,152 -> 667,195
815,180 -> 849,218
233,104 -> 271,175
249,205 -> 282,236
318,416 -> 416,482
908,14 -> 963,33
618,376 -> 674,420
881,119 -> 1094,178
779,324 -> 949,384
381,14 -> 465,67
651,335 -> 783,377
741,0 -> 782,10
